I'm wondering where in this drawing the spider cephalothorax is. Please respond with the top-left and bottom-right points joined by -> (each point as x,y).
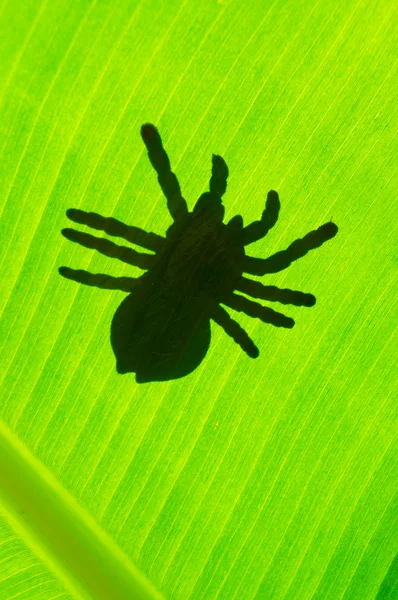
60,124 -> 338,383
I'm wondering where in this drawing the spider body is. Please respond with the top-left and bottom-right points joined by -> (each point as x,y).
60,124 -> 338,383
160,194 -> 242,300
111,191 -> 244,381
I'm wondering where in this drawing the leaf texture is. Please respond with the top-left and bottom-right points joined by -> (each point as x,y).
0,0 -> 397,598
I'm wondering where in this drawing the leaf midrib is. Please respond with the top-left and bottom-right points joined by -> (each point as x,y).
0,421 -> 164,600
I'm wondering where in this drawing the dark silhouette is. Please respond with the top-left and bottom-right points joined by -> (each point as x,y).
59,124 -> 338,383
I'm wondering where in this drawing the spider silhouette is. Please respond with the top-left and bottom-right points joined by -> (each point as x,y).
59,124 -> 338,383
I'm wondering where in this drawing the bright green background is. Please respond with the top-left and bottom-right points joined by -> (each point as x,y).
0,0 -> 397,598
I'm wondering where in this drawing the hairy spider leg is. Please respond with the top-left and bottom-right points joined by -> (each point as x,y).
209,154 -> 229,198
141,123 -> 188,222
243,221 -> 338,275
59,267 -> 138,292
241,189 -> 280,245
226,214 -> 244,228
235,277 -> 316,307
66,208 -> 165,252
61,228 -> 155,269
191,153 -> 229,219
211,304 -> 259,358
222,292 -> 295,328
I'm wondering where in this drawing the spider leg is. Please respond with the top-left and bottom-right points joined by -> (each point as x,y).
225,213 -> 244,240
243,221 -> 338,275
235,276 -> 316,307
227,214 -> 244,229
65,208 -> 165,252
59,267 -> 138,292
211,304 -> 259,358
61,228 -> 155,269
141,123 -> 188,222
242,190 -> 280,245
192,154 -> 229,218
221,292 -> 295,328
209,154 -> 229,198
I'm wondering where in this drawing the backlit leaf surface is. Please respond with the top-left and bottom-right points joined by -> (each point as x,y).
0,0 -> 396,598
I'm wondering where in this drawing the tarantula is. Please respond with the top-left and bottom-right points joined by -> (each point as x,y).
59,124 -> 338,383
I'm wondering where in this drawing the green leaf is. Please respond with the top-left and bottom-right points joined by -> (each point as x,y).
0,1 -> 396,599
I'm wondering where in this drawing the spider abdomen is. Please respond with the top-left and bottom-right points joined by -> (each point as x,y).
110,279 -> 212,383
